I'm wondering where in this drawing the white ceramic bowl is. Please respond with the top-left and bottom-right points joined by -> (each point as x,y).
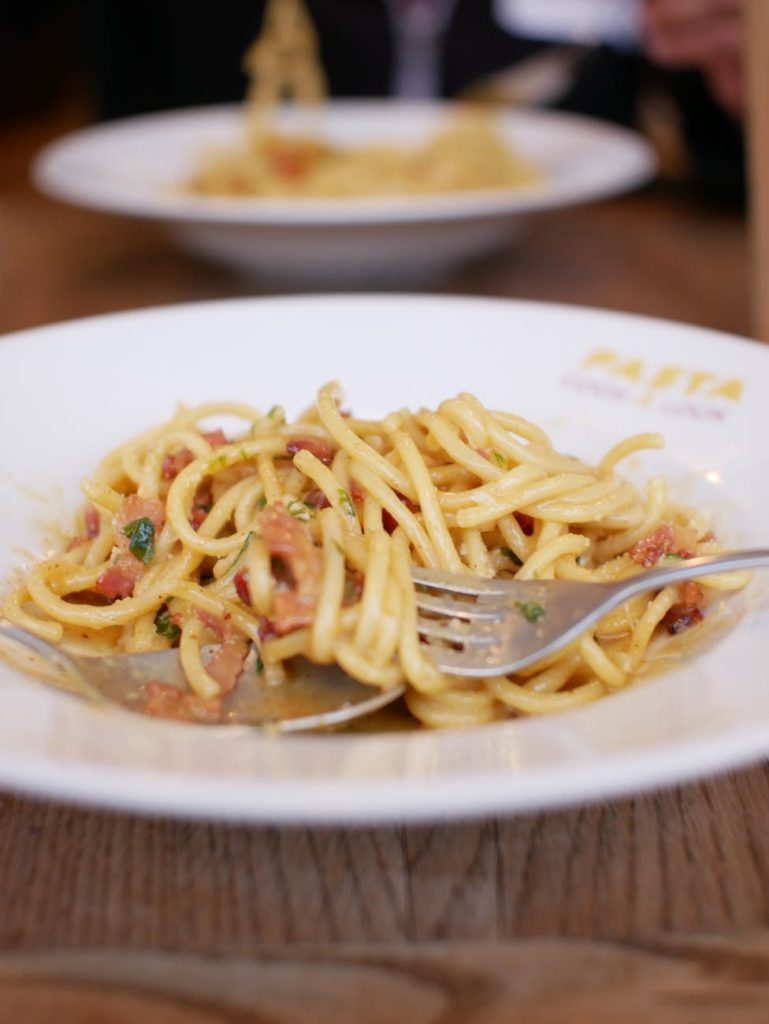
33,102 -> 655,286
0,295 -> 767,824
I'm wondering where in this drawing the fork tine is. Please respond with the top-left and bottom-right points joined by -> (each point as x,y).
412,566 -> 514,597
414,592 -> 503,621
416,617 -> 498,646
422,644 -> 505,677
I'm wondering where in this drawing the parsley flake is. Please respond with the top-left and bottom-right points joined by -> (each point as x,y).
228,531 -> 254,573
122,517 -> 155,564
287,499 -> 312,521
255,652 -> 264,675
516,601 -> 545,624
209,454 -> 228,472
501,547 -> 523,567
154,606 -> 180,643
338,488 -> 356,516
663,553 -> 685,561
256,496 -> 267,509
493,450 -> 506,469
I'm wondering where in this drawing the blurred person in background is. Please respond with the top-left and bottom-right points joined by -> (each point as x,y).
0,0 -> 746,198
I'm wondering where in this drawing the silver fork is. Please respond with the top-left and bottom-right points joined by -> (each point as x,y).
413,549 -> 769,678
0,624 -> 405,731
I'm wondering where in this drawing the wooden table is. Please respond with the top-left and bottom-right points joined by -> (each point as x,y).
2,101 -> 768,1021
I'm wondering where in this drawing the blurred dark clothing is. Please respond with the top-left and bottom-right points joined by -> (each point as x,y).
1,0 -> 744,200
87,0 -> 545,117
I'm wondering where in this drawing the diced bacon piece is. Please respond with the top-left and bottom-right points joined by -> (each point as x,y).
194,609 -> 233,641
272,591 -> 316,635
114,495 -> 166,555
515,512 -> 535,536
85,505 -> 100,538
190,481 -> 213,530
671,524 -> 698,560
630,524 -> 699,567
94,557 -> 144,600
205,638 -> 249,695
286,437 -> 335,465
382,510 -> 398,535
678,580 -> 705,606
162,432 -> 227,481
304,488 -> 331,510
260,503 -> 323,635
258,616 -> 276,642
664,605 -> 704,635
270,144 -> 309,180
141,681 -> 222,723
202,429 -> 229,448
383,491 -> 419,534
66,505 -> 100,550
630,525 -> 675,567
234,568 -> 252,605
261,503 -> 318,564
162,448 -> 194,480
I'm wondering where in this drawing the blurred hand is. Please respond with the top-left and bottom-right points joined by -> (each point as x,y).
643,0 -> 745,116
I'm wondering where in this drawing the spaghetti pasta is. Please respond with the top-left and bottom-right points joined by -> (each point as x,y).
3,385 -> 748,728
188,115 -> 541,200
187,0 -> 539,200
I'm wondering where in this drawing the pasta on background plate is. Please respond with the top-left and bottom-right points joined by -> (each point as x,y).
3,384 -> 749,729
187,0 -> 540,200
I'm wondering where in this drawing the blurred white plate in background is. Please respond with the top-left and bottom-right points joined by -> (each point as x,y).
33,102 -> 654,286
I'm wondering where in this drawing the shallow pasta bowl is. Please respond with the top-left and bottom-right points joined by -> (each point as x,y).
32,101 -> 655,286
0,294 -> 767,823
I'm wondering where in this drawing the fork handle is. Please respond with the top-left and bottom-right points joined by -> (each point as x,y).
608,548 -> 769,603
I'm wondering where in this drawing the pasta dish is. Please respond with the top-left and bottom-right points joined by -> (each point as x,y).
188,116 -> 541,200
186,0 -> 539,200
3,385 -> 748,728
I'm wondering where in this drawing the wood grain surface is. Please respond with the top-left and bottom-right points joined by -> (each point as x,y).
0,95 -> 763,968
3,763 -> 769,949
746,0 -> 769,341
5,934 -> 769,1023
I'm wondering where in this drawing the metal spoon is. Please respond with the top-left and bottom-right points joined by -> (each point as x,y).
0,623 -> 405,732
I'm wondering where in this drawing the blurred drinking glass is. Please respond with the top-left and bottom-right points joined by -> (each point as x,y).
383,0 -> 460,98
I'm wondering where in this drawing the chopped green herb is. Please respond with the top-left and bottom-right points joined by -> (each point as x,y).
332,540 -> 345,556
493,450 -> 506,469
209,454 -> 228,472
153,606 -> 180,643
228,531 -> 254,573
256,496 -> 267,509
287,499 -> 312,521
516,600 -> 545,624
255,652 -> 264,675
194,503 -> 212,514
663,553 -> 685,561
239,446 -> 250,462
501,547 -> 523,567
266,405 -> 284,425
122,518 -> 155,564
338,488 -> 356,516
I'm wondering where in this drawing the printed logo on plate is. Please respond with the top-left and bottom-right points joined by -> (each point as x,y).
560,348 -> 742,422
